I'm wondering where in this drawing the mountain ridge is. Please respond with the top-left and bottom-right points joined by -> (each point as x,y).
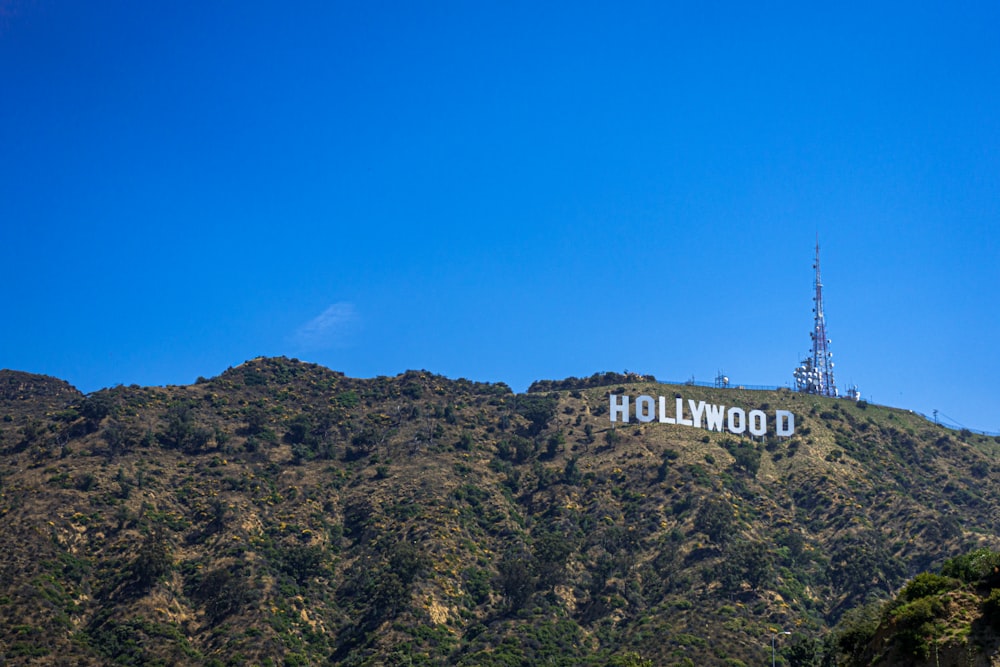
0,357 -> 997,665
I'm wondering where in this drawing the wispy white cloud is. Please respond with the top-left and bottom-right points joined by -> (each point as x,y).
292,302 -> 360,350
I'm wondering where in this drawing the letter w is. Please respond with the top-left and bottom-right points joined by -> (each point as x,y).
704,404 -> 725,432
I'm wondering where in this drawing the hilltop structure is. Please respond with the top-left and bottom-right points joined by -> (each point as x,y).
794,240 -> 841,397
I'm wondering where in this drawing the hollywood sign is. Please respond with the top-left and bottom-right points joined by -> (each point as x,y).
609,394 -> 795,437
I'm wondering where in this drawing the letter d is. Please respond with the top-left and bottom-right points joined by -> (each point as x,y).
776,410 -> 795,437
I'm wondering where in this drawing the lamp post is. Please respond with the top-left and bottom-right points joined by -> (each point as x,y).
772,631 -> 791,667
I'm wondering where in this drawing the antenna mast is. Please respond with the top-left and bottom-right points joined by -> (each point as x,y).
794,239 -> 838,397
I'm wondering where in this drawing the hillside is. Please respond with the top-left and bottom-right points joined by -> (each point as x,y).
0,357 -> 998,666
835,549 -> 1000,666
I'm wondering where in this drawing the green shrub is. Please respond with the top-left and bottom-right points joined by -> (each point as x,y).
463,567 -> 491,605
984,588 -> 1000,631
80,392 -> 114,429
890,596 -> 944,658
514,394 -> 558,436
129,530 -> 171,593
716,540 -> 773,592
941,549 -> 1000,586
834,601 -> 882,663
898,572 -> 960,603
188,566 -> 259,624
608,652 -> 653,667
695,498 -> 733,544
74,472 -> 97,491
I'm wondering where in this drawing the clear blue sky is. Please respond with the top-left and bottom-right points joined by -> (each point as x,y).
2,2 -> 998,432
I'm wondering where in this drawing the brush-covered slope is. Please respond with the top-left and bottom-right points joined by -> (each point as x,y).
0,358 -> 997,666
835,549 -> 1000,666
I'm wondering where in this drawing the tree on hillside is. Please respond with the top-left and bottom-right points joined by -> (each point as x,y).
514,393 -> 558,436
607,651 -> 653,667
716,539 -> 773,594
695,498 -> 734,545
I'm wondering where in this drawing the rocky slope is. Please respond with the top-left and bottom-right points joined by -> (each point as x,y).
0,358 -> 997,665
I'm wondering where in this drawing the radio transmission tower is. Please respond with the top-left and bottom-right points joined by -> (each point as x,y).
794,239 -> 838,397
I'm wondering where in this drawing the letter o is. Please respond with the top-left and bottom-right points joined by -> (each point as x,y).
749,410 -> 767,436
727,407 -> 746,434
636,395 -> 655,422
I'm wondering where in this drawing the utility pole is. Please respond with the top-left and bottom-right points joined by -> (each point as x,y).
772,630 -> 791,667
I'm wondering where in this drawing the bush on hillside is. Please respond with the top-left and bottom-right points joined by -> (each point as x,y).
984,588 -> 1000,631
940,549 -> 1000,586
897,572 -> 960,603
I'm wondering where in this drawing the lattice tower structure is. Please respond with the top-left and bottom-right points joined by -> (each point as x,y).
809,241 -> 837,396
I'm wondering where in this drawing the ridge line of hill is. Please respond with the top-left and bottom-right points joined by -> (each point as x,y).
0,357 -> 997,665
